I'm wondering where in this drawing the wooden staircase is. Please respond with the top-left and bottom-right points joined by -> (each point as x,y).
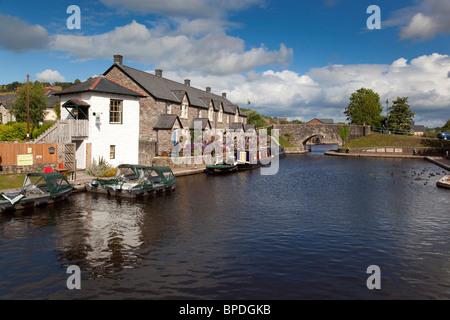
34,119 -> 89,144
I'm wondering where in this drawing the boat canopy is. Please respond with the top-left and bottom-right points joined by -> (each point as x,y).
22,172 -> 73,194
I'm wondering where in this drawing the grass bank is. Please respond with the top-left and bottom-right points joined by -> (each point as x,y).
278,136 -> 297,148
344,133 -> 450,149
0,174 -> 25,190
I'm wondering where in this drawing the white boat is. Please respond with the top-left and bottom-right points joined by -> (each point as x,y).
436,175 -> 450,189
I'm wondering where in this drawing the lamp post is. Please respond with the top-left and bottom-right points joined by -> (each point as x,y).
26,74 -> 30,141
385,99 -> 389,130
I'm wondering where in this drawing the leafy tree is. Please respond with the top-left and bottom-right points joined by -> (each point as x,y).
242,108 -> 268,128
442,119 -> 450,132
10,81 -> 48,126
386,97 -> 415,131
338,124 -> 350,145
344,88 -> 383,127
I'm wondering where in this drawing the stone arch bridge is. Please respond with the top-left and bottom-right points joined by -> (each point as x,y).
273,124 -> 370,151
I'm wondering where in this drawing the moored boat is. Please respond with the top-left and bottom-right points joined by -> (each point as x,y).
86,164 -> 176,197
0,172 -> 73,213
436,175 -> 450,189
205,161 -> 238,174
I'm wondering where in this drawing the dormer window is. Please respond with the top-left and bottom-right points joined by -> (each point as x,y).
181,102 -> 188,118
208,108 -> 213,122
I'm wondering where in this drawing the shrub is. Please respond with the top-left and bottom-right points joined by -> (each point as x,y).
86,157 -> 114,177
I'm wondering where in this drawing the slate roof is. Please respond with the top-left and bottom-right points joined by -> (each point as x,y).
154,114 -> 183,130
244,124 -> 256,132
317,119 -> 334,124
54,76 -> 145,98
104,63 -> 247,116
189,118 -> 212,130
412,125 -> 425,132
229,122 -> 245,131
0,94 -> 16,108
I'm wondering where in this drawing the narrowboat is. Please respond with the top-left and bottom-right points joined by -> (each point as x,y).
86,164 -> 176,197
0,172 -> 73,213
235,149 -> 272,170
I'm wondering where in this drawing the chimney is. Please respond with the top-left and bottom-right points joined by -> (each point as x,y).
206,87 -> 211,93
185,79 -> 191,86
155,69 -> 163,77
222,92 -> 227,99
114,54 -> 123,65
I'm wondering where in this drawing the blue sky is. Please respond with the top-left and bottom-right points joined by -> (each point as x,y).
1,0 -> 449,127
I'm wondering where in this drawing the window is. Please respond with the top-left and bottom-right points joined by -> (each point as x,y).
181,103 -> 188,118
227,115 -> 229,123
208,108 -> 213,122
167,103 -> 172,114
110,99 -> 123,124
218,110 -> 223,122
235,112 -> 238,122
110,145 -> 116,159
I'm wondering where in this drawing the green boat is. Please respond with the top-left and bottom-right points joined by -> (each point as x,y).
205,160 -> 238,174
86,164 -> 176,198
0,172 -> 73,213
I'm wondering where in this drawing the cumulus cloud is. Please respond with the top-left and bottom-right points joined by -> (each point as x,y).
387,0 -> 450,40
165,53 -> 450,126
50,20 -> 293,75
36,69 -> 65,83
0,13 -> 49,52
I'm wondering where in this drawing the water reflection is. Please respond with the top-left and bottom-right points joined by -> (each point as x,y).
1,153 -> 449,299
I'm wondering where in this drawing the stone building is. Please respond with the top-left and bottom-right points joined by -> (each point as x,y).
0,94 -> 16,124
55,55 -> 248,168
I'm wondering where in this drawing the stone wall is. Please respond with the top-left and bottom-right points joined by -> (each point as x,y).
138,140 -> 157,166
338,146 -> 449,157
0,163 -> 57,175
273,124 -> 369,150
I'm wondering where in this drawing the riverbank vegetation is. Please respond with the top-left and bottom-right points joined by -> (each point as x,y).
344,133 -> 450,149
0,173 -> 25,190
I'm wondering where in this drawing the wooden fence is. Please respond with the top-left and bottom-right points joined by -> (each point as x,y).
0,142 -> 58,166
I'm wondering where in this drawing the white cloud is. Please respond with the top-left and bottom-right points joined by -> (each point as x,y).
165,53 -> 450,127
50,20 -> 293,75
36,69 -> 65,83
0,13 -> 49,52
387,0 -> 450,40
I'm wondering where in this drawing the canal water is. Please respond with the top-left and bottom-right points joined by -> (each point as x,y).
1,145 -> 449,299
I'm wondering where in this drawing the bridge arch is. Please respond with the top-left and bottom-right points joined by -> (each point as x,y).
273,124 -> 370,151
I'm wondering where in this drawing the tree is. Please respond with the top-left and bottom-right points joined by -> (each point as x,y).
344,88 -> 383,127
11,81 -> 48,126
338,124 -> 350,145
442,119 -> 450,132
242,108 -> 268,128
386,97 -> 415,132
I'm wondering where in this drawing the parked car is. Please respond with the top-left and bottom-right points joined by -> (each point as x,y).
437,132 -> 450,140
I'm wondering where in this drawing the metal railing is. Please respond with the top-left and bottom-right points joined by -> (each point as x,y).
372,126 -> 412,136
